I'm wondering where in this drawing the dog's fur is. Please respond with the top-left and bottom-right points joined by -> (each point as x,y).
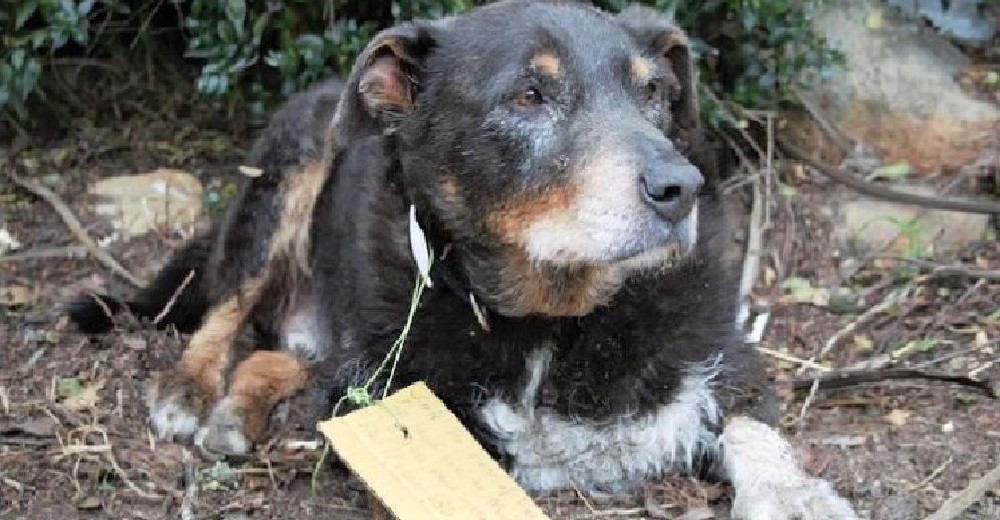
68,2 -> 858,518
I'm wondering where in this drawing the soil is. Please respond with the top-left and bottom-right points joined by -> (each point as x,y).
2,100 -> 999,520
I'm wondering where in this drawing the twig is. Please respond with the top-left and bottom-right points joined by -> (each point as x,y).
910,457 -> 952,491
152,269 -> 195,325
795,378 -> 821,428
820,279 -> 923,359
780,141 -> 1000,215
929,266 -> 1000,281
791,368 -> 996,398
0,245 -> 88,262
756,346 -> 832,372
923,462 -> 1000,520
737,178 -> 765,330
181,449 -> 197,520
8,173 -> 147,287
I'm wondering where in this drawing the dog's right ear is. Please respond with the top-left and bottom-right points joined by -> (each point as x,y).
330,22 -> 439,145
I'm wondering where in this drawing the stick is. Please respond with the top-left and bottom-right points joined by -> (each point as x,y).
152,269 -> 195,325
756,346 -> 832,372
923,462 -> 1000,520
0,245 -> 88,262
9,174 -> 147,288
792,368 -> 997,398
180,449 -> 197,520
780,141 -> 1000,215
820,279 -> 922,359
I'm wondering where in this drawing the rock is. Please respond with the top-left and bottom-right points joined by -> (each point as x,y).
834,184 -> 990,255
803,0 -> 1000,174
887,0 -> 996,44
88,168 -> 203,238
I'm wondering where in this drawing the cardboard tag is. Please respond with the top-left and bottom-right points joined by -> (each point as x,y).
318,382 -> 550,520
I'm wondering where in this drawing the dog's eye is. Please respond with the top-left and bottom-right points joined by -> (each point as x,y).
515,87 -> 544,107
644,81 -> 659,101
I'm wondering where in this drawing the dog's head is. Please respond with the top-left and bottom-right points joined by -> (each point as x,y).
335,1 -> 705,317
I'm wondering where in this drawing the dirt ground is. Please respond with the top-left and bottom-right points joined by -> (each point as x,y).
2,96 -> 999,520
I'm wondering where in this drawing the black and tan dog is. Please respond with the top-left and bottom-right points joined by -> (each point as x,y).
69,2 -> 858,518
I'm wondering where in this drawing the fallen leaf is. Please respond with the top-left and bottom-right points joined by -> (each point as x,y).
885,409 -> 913,426
0,286 -> 32,306
763,266 -> 776,287
61,380 -> 106,411
678,507 -> 715,520
89,168 -> 203,237
238,165 -> 263,178
865,161 -> 911,182
0,228 -> 21,255
76,496 -> 102,510
4,416 -> 58,437
58,377 -> 82,398
865,7 -> 884,29
780,277 -> 830,307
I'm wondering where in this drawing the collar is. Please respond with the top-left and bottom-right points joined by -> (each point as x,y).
393,165 -> 491,332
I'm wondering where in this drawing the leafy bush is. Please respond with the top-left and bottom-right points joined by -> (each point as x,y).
0,0 -> 842,124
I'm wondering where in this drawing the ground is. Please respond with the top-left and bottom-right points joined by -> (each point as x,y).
2,96 -> 999,520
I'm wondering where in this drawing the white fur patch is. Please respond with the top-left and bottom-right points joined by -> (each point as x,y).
480,349 -> 722,491
282,303 -> 323,360
146,390 -> 199,440
523,163 -> 699,267
194,397 -> 252,457
719,417 -> 859,520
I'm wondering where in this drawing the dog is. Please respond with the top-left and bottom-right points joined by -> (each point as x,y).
68,2 -> 859,518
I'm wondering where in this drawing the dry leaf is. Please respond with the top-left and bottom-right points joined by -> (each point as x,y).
885,409 -> 913,426
61,380 -> 106,411
89,168 -> 203,237
238,165 -> 263,178
76,496 -> 102,510
677,507 -> 715,520
0,286 -> 32,306
763,266 -> 776,287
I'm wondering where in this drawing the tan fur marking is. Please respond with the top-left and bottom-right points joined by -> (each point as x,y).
530,52 -> 562,76
225,351 -> 308,440
630,55 -> 652,81
502,253 -> 618,316
487,184 -> 576,244
663,31 -> 688,51
170,161 -> 326,425
179,277 -> 264,400
270,160 -> 327,275
441,175 -> 461,203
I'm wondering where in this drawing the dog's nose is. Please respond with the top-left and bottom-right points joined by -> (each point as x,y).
641,162 -> 703,222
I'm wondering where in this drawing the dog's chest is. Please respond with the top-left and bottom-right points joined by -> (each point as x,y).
477,347 -> 722,492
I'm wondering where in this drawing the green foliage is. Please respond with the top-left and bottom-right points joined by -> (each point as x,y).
0,0 -> 128,116
1,0 -> 843,123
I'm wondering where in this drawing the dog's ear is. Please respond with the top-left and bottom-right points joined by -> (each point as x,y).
616,6 -> 699,136
330,22 -> 439,145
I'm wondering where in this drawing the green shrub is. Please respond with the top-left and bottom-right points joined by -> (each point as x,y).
0,0 -> 843,125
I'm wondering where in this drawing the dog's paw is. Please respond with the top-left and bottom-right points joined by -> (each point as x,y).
731,475 -> 860,520
144,371 -> 209,440
194,397 -> 253,459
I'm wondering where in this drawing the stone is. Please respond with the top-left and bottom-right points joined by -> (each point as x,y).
88,168 -> 204,239
834,184 -> 990,255
802,0 -> 1000,174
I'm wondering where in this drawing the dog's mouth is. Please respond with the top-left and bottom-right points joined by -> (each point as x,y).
609,204 -> 698,267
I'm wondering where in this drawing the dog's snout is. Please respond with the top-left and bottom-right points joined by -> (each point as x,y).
641,161 -> 703,222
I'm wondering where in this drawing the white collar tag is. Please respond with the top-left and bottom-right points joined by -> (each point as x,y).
408,205 -> 434,288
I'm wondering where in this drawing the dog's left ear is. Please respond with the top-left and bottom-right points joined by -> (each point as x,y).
330,21 -> 441,146
616,6 -> 699,137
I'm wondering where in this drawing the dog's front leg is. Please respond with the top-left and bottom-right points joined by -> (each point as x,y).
718,416 -> 860,520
